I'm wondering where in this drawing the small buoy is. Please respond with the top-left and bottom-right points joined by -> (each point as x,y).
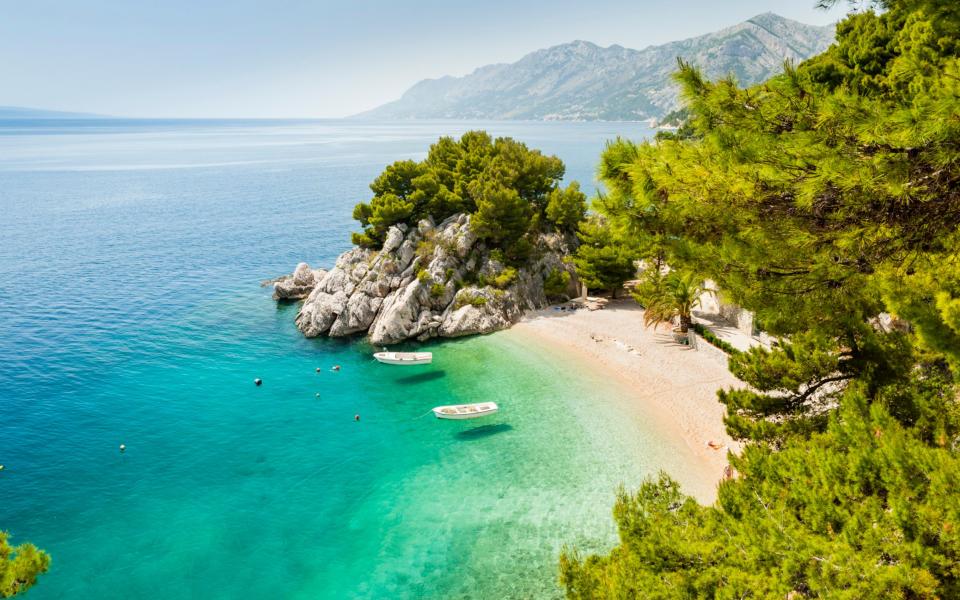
119,444 -> 126,452
354,414 -> 360,421
315,393 -> 320,398
254,378 -> 262,386
0,465 -> 5,471
315,367 -> 321,373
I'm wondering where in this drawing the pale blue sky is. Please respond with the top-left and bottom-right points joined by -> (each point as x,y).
3,1 -> 849,118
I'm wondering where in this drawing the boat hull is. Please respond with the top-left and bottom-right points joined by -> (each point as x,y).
373,352 -> 433,365
432,403 -> 499,420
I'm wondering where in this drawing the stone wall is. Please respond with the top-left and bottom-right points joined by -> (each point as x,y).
718,303 -> 755,335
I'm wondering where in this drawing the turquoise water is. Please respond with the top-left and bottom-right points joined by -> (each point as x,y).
0,119 -> 668,598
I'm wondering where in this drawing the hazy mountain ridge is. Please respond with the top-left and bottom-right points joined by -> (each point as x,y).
358,13 -> 835,121
0,106 -> 107,119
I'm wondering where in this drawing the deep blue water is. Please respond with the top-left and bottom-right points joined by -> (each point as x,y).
0,119 -> 669,599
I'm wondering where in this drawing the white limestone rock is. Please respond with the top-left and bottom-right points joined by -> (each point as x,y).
369,280 -> 429,345
278,212 -> 579,344
295,289 -> 348,337
273,262 -> 326,300
329,293 -> 383,337
439,287 -> 520,338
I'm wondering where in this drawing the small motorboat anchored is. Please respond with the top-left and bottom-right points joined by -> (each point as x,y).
432,402 -> 499,420
373,351 -> 433,366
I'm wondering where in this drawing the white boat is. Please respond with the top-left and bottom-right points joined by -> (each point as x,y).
432,402 -> 499,420
373,351 -> 433,365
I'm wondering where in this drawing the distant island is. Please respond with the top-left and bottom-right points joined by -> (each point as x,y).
356,13 -> 834,122
0,106 -> 107,119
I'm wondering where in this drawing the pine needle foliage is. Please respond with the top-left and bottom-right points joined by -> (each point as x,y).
591,0 -> 960,442
562,1 -> 960,596
0,533 -> 49,598
350,131 -> 585,262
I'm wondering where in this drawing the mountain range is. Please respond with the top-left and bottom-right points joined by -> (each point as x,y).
0,106 -> 106,119
357,13 -> 835,121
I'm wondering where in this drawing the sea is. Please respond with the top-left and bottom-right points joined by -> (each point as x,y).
0,118 -> 684,599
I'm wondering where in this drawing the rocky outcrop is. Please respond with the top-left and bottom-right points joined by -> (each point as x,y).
279,214 -> 579,345
439,287 -> 521,338
272,262 -> 326,300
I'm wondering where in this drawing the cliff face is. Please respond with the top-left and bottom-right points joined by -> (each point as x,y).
279,214 -> 578,345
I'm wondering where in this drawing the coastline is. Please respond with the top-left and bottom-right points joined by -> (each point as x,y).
503,299 -> 743,503
2,117 -> 669,600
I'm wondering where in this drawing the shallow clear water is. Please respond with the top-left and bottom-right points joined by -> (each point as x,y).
0,118 -> 667,598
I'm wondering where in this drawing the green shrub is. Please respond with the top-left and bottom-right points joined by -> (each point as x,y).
436,236 -> 458,255
453,292 -> 488,309
491,267 -> 517,289
416,237 -> 436,262
351,231 -> 378,248
430,282 -> 446,298
544,268 -> 571,298
692,323 -> 741,355
417,269 -> 431,283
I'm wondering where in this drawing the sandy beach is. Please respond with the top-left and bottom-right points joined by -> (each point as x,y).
505,299 -> 744,503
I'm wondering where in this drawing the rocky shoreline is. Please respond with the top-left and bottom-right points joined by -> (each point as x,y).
272,213 -> 580,345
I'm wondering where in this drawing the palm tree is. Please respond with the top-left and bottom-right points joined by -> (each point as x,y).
635,271 -> 706,333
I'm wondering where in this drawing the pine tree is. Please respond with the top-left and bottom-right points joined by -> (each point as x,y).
590,0 -> 960,441
572,217 -> 636,297
350,131 -> 582,258
0,533 -> 49,598
561,392 -> 960,599
562,1 -> 960,596
545,181 -> 587,232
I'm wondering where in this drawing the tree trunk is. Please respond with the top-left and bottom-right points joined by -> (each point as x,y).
678,314 -> 691,333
